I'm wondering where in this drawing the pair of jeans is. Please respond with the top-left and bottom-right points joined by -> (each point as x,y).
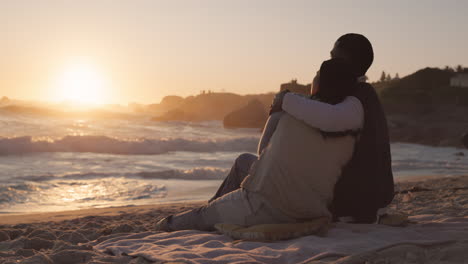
209,153 -> 258,202
167,188 -> 294,231
166,152 -> 295,231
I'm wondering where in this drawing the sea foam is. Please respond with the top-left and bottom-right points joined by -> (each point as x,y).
14,167 -> 230,182
0,135 -> 258,155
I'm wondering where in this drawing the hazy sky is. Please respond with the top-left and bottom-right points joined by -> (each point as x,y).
1,0 -> 467,104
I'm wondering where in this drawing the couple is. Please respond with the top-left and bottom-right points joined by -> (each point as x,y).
156,33 -> 394,231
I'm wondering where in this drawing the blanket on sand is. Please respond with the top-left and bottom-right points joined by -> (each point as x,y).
93,215 -> 468,264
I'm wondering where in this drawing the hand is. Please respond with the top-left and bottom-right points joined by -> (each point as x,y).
269,89 -> 289,115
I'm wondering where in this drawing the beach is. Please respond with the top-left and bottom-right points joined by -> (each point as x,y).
1,112 -> 468,263
0,174 -> 467,264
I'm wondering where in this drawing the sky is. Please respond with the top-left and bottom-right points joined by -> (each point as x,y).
1,0 -> 467,105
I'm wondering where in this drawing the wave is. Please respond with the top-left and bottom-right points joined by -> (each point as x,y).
13,167 -> 230,182
0,135 -> 258,155
0,178 -> 167,207
0,168 -> 228,209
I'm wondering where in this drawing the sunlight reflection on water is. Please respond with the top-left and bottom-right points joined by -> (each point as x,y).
0,116 -> 467,214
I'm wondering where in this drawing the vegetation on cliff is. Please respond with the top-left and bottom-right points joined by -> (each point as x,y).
375,67 -> 468,147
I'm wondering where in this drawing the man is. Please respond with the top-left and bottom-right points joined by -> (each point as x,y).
210,33 -> 394,223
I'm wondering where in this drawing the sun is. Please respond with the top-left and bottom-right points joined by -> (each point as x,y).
54,62 -> 109,105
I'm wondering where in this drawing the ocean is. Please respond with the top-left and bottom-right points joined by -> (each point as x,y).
1,112 -> 467,214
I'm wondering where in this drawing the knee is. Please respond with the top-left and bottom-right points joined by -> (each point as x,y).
270,111 -> 283,118
235,153 -> 257,173
236,153 -> 257,165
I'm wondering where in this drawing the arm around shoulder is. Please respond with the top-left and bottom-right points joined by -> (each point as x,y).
282,93 -> 364,132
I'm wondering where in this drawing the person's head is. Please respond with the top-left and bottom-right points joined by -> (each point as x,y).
331,33 -> 374,78
314,58 -> 357,105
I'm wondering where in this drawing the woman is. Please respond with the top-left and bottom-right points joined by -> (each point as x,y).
156,58 -> 359,231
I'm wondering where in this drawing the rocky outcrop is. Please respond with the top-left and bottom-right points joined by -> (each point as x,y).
223,99 -> 268,129
386,105 -> 468,147
379,67 -> 468,148
152,92 -> 273,123
159,95 -> 184,108
147,95 -> 184,113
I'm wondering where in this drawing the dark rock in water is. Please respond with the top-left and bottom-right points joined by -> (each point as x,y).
463,132 -> 468,148
455,152 -> 465,156
223,99 -> 268,129
387,112 -> 468,147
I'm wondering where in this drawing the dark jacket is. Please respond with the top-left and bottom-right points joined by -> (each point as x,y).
330,82 -> 394,223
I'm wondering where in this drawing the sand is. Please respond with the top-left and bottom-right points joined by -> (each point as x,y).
0,175 -> 467,264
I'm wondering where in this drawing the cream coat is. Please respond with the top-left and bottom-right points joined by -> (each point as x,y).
242,113 -> 355,220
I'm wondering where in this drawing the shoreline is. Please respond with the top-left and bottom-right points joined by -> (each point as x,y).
0,174 -> 466,263
0,201 -> 205,226
1,174 -> 466,226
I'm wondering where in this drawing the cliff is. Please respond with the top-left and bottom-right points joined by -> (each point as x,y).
378,68 -> 468,147
223,99 -> 268,129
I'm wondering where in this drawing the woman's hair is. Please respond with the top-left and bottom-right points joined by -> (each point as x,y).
314,58 -> 357,105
